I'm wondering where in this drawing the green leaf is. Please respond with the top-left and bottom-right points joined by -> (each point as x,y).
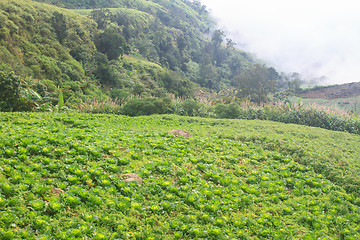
58,91 -> 64,109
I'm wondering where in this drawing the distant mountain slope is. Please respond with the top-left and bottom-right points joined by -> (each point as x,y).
301,82 -> 360,99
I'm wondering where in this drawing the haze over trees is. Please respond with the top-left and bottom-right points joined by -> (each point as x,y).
0,0 -> 304,112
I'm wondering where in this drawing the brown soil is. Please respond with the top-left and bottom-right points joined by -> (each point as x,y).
121,173 -> 143,184
300,82 -> 360,99
168,129 -> 192,138
51,188 -> 65,197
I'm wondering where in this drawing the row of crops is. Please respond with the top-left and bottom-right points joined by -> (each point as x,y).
0,112 -> 359,239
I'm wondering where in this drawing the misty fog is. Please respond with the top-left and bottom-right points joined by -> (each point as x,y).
201,0 -> 360,85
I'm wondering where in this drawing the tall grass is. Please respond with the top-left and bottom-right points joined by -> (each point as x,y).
77,96 -> 360,134
79,98 -> 122,114
241,101 -> 360,134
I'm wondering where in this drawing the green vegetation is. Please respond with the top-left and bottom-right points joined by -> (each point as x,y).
0,71 -> 22,111
211,101 -> 360,134
78,96 -> 360,135
0,112 -> 359,239
1,1 -> 359,239
1,0 -> 303,112
0,0 -> 105,108
2,0 -> 356,119
289,97 -> 360,115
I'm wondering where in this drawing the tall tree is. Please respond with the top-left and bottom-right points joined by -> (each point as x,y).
232,65 -> 279,103
0,71 -> 21,111
91,9 -> 113,30
211,29 -> 225,48
51,12 -> 67,44
198,63 -> 219,90
226,38 -> 236,49
95,25 -> 127,60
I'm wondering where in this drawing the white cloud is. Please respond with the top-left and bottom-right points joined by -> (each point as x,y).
201,0 -> 360,84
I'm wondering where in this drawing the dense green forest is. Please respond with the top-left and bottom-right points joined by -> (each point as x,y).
0,0 -> 301,112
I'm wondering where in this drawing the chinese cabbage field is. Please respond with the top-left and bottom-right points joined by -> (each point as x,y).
0,113 -> 360,239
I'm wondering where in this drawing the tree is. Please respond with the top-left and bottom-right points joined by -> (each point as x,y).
51,12 -> 68,44
232,65 -> 279,103
198,63 -> 219,90
133,39 -> 159,63
115,12 -> 131,40
287,72 -> 303,93
214,47 -> 227,66
159,70 -> 193,97
211,30 -> 227,66
0,71 -> 21,111
95,24 -> 127,60
228,54 -> 243,77
211,29 -> 225,48
176,35 -> 187,56
91,9 -> 113,30
89,0 -> 97,9
94,53 -> 116,86
226,38 -> 236,49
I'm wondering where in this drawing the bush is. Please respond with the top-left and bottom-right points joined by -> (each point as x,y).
0,71 -> 21,111
110,89 -> 129,105
270,108 -> 360,134
178,99 -> 201,116
214,103 -> 240,119
121,97 -> 173,116
80,99 -> 122,114
211,101 -> 360,134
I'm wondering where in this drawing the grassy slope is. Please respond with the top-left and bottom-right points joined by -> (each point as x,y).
0,0 -> 95,78
293,82 -> 360,114
190,117 -> 360,194
1,0 -> 260,107
0,113 -> 360,239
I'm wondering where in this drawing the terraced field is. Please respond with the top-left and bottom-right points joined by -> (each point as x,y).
0,113 -> 359,239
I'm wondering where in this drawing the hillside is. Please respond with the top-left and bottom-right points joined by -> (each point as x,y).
0,112 -> 359,239
0,0 -> 103,110
293,82 -> 360,114
1,0 -> 277,112
301,82 -> 360,100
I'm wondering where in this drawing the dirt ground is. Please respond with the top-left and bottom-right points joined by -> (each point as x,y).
300,82 -> 360,99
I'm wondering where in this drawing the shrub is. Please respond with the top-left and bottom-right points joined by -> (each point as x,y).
80,99 -> 122,114
110,89 -> 129,105
177,99 -> 201,116
214,102 -> 240,119
121,97 -> 173,116
211,101 -> 360,134
0,71 -> 22,111
264,106 -> 360,134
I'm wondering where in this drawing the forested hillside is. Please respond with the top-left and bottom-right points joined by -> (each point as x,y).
0,0 -> 294,112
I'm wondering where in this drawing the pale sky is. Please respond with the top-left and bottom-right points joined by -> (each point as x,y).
201,0 -> 360,84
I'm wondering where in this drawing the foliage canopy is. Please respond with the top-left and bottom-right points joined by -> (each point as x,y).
0,0 -> 278,110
